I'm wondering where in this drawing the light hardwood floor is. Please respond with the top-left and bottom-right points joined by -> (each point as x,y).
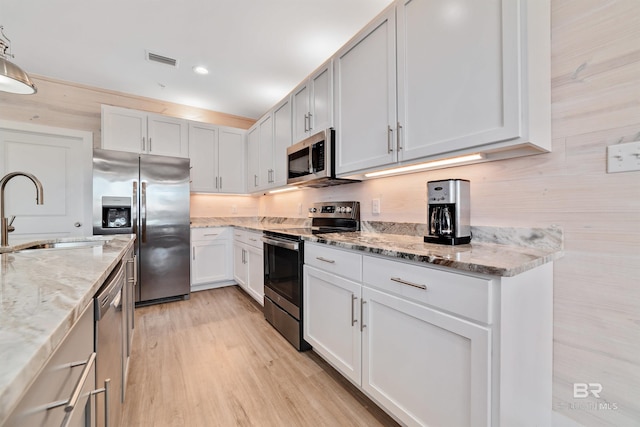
121,286 -> 399,427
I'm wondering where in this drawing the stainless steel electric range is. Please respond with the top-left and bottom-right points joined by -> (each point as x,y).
262,201 -> 360,351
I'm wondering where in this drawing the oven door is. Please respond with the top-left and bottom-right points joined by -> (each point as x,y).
262,235 -> 302,319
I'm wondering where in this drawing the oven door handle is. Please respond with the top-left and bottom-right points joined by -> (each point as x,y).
261,236 -> 299,251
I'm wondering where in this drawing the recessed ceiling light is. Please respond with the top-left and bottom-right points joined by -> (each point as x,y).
193,66 -> 209,75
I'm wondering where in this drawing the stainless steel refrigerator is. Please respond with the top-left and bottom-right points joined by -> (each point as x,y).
92,148 -> 190,304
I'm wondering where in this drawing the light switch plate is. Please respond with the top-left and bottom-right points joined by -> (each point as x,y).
607,140 -> 640,173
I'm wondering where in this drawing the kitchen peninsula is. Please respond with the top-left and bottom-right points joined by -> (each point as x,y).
0,235 -> 135,426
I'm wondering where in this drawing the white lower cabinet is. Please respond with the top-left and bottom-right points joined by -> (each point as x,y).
362,286 -> 490,427
233,229 -> 264,304
303,265 -> 362,385
190,228 -> 234,291
4,302 -> 96,427
303,242 -> 553,427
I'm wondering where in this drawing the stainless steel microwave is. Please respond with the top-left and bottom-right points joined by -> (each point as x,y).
286,129 -> 359,188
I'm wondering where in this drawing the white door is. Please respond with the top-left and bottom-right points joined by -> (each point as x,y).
362,287 -> 491,427
0,121 -> 92,240
303,265 -> 362,385
218,127 -> 245,193
334,7 -> 397,175
396,0 -> 521,160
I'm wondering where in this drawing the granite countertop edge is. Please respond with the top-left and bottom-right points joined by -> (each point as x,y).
190,217 -> 564,278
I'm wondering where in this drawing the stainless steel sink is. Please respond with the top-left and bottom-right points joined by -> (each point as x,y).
17,240 -> 107,251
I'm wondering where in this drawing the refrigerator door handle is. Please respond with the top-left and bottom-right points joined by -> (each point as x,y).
141,181 -> 147,243
132,181 -> 138,235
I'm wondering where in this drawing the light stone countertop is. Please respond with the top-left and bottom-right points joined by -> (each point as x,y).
192,217 -> 563,277
0,234 -> 135,425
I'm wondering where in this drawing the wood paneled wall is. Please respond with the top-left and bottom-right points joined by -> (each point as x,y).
0,75 -> 255,147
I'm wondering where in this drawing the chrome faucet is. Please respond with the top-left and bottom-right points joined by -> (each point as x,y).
1,172 -> 44,247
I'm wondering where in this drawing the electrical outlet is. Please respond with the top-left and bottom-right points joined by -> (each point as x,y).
231,205 -> 238,214
607,140 -> 640,173
372,198 -> 381,215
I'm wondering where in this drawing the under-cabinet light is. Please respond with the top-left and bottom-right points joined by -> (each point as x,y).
364,153 -> 485,178
268,186 -> 299,194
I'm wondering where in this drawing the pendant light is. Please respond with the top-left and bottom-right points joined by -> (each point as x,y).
0,26 -> 37,95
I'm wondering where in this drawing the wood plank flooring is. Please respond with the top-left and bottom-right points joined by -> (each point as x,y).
121,286 -> 399,427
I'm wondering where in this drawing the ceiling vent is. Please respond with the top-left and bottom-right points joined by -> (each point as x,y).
145,50 -> 179,68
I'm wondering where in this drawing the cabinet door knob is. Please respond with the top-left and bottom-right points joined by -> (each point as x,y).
74,222 -> 82,227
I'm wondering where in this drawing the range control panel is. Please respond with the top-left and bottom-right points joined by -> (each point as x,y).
308,201 -> 360,219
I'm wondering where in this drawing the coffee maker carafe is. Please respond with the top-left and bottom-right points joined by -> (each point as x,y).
424,179 -> 471,245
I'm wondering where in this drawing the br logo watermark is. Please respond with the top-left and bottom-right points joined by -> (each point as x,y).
573,383 -> 602,398
565,383 -> 618,411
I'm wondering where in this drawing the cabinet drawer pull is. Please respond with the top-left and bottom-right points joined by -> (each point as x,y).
204,233 -> 219,237
249,238 -> 258,242
360,299 -> 367,332
91,378 -> 111,427
316,256 -> 335,264
390,277 -> 427,290
397,122 -> 403,150
46,352 -> 97,413
387,125 -> 394,153
351,294 -> 357,327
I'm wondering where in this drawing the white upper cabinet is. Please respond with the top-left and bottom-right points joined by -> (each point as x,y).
189,122 -> 245,194
217,127 -> 246,193
102,105 -> 188,158
335,0 -> 550,177
189,122 -> 217,192
246,95 -> 293,192
246,124 -> 260,192
271,97 -> 293,187
334,8 -> 397,175
292,59 -> 333,143
396,0 -> 520,160
258,114 -> 274,190
245,113 -> 273,193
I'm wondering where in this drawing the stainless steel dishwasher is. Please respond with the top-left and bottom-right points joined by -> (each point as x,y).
95,261 -> 125,427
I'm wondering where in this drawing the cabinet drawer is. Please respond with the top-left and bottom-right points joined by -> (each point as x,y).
244,230 -> 263,249
192,227 -> 230,241
4,302 -> 95,427
233,229 -> 262,248
305,243 -> 362,282
362,255 -> 493,324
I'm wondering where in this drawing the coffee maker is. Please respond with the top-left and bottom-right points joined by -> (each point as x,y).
424,179 -> 471,245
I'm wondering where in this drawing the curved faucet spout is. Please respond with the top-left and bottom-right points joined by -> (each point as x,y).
0,171 -> 45,246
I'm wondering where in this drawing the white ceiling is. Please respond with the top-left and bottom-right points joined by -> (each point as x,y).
1,0 -> 394,119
